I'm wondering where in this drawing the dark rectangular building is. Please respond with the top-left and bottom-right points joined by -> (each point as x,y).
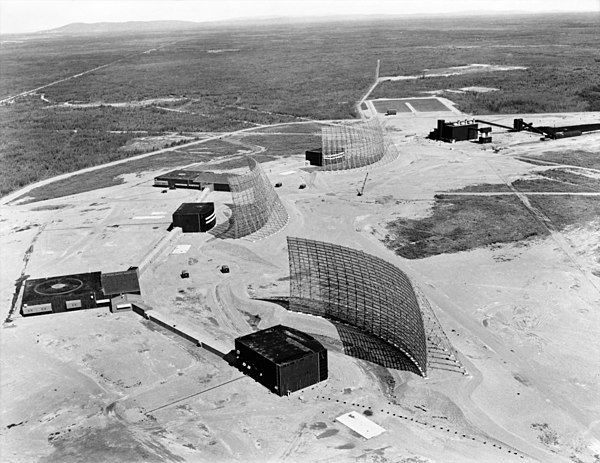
172,203 -> 216,233
193,172 -> 232,192
101,267 -> 141,297
433,119 -> 479,142
21,272 -> 108,316
235,325 -> 327,396
305,148 -> 323,166
154,169 -> 203,189
154,169 -> 232,191
101,267 -> 141,312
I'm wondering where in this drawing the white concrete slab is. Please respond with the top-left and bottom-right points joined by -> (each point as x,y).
336,411 -> 386,439
171,245 -> 191,254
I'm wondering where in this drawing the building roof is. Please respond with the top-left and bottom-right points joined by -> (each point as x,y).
444,119 -> 477,127
155,169 -> 235,184
155,169 -> 201,182
192,171 -> 233,184
101,268 -> 140,296
173,202 -> 214,216
236,325 -> 325,364
23,271 -> 104,305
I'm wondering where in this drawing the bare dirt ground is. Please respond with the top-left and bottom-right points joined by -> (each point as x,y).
1,109 -> 599,462
379,64 -> 528,82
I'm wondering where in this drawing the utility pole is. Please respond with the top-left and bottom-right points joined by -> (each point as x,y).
357,173 -> 369,196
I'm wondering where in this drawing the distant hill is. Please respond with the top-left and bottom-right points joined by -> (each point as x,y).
42,20 -> 202,34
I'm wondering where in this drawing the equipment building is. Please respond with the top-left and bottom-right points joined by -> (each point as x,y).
21,271 -> 108,316
305,148 -> 323,166
154,169 -> 232,191
101,267 -> 142,312
235,325 -> 328,396
431,119 -> 479,142
172,202 -> 216,233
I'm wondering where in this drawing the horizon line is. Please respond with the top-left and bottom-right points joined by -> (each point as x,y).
2,9 -> 598,36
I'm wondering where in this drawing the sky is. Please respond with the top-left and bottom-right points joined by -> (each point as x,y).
1,0 -> 598,34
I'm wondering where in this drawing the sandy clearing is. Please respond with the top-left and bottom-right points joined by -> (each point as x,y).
1,110 -> 599,462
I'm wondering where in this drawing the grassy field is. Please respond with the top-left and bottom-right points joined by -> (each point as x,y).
249,123 -> 326,134
372,100 -> 413,113
16,139 -> 239,203
512,169 -> 600,193
404,98 -> 450,112
371,15 -> 600,114
528,196 -> 600,229
2,14 -> 599,197
14,132 -> 320,203
383,195 -> 549,259
384,155 -> 600,259
235,133 -> 321,157
517,150 -> 600,170
0,33 -> 174,97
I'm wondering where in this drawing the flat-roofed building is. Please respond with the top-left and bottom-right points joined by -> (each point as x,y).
153,169 -> 233,191
305,148 -> 323,166
101,267 -> 142,313
21,272 -> 108,316
431,119 -> 479,142
172,202 -> 216,233
235,325 -> 328,396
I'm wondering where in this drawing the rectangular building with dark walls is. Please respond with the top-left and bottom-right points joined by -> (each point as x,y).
154,169 -> 233,191
305,148 -> 323,166
101,267 -> 141,297
172,203 -> 216,233
153,169 -> 203,189
431,120 -> 479,142
21,272 -> 108,316
235,325 -> 327,396
101,267 -> 142,312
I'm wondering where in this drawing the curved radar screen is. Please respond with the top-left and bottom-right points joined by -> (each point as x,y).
228,157 -> 288,239
320,118 -> 398,171
287,236 -> 428,376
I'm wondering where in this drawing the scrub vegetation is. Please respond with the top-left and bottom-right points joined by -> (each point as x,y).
371,16 -> 600,114
384,153 -> 600,259
1,13 -> 599,197
16,139 -> 239,203
384,195 -> 549,259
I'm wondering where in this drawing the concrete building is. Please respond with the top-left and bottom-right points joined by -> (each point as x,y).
431,119 -> 479,142
154,169 -> 232,191
172,203 -> 216,233
235,325 -> 328,396
101,267 -> 142,312
21,272 -> 108,316
305,148 -> 323,166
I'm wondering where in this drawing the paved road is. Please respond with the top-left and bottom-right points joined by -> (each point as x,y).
0,120 -> 329,207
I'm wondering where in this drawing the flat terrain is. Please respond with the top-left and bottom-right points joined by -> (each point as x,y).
2,13 -> 599,196
1,106 -> 599,462
372,97 -> 453,114
1,13 -> 600,463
